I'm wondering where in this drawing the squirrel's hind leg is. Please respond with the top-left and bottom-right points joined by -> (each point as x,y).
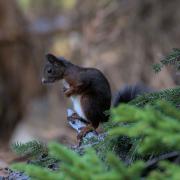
77,124 -> 98,140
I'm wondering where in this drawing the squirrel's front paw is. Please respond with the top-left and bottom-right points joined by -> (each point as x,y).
64,90 -> 71,97
64,89 -> 74,97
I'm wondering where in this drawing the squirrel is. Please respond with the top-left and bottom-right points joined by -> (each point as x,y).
42,54 -> 111,139
42,53 -> 151,140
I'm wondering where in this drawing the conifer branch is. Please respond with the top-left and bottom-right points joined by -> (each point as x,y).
130,87 -> 180,107
153,48 -> 180,73
11,141 -> 48,158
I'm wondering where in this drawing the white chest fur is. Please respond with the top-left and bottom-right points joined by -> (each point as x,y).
62,80 -> 87,120
63,79 -> 70,89
70,95 -> 87,120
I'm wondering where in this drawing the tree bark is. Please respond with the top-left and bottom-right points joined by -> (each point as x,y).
0,0 -> 46,144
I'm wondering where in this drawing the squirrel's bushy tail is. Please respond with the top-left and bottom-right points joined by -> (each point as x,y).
113,84 -> 152,107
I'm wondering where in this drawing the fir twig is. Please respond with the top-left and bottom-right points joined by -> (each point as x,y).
110,101 -> 180,154
11,141 -> 48,158
130,87 -> 180,107
153,48 -> 180,73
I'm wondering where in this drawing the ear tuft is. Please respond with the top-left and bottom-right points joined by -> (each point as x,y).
45,53 -> 58,63
45,53 -> 67,66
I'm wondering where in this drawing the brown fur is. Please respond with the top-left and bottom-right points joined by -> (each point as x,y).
42,54 -> 111,131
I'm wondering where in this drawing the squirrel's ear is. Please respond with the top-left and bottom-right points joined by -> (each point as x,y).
45,53 -> 58,64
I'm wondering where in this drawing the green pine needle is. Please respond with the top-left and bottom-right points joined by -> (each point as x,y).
130,87 -> 180,107
153,48 -> 180,73
11,140 -> 48,157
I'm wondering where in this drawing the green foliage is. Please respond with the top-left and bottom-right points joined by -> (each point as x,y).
149,161 -> 180,180
153,48 -> 180,73
11,100 -> 180,179
11,141 -> 58,168
110,101 -> 180,154
12,163 -> 61,180
12,142 -> 144,180
11,141 -> 48,158
130,87 -> 180,107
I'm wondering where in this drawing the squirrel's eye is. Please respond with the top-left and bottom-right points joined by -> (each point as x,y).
47,68 -> 52,74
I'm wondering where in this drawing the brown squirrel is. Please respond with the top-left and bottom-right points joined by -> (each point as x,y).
42,54 -> 111,139
42,54 -> 151,140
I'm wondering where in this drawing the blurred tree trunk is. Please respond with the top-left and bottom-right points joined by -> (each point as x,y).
0,0 -> 46,144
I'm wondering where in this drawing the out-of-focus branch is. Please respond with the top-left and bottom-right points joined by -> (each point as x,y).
0,16 -> 76,45
28,16 -> 76,36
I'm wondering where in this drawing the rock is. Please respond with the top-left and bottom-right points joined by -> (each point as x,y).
67,108 -> 106,147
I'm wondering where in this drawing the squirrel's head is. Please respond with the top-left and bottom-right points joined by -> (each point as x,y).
42,53 -> 66,84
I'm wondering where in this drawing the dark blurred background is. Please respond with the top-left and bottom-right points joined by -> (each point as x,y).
0,0 -> 179,163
